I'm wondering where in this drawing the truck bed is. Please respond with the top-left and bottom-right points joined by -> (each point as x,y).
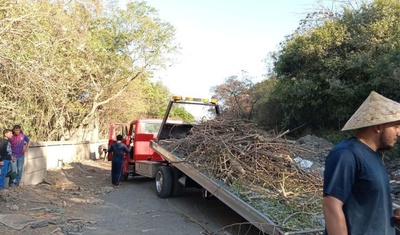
150,140 -> 324,235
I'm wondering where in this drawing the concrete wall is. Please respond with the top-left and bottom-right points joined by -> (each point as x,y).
21,140 -> 107,186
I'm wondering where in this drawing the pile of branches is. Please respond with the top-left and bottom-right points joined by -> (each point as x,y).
161,118 -> 324,231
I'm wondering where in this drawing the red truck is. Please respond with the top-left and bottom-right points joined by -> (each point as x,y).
107,118 -> 184,180
107,96 -> 220,196
108,96 -> 325,234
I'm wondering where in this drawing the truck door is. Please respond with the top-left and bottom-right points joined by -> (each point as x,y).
107,123 -> 128,161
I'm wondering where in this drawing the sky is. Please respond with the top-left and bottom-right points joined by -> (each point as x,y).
119,0 -> 330,117
139,0 -> 326,99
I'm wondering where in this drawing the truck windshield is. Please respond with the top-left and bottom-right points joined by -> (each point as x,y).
141,119 -> 183,135
144,123 -> 161,134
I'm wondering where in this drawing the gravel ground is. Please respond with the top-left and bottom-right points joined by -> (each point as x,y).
1,135 -> 400,234
0,160 -> 112,235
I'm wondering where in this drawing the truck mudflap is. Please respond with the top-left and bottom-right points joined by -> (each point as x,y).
150,141 -> 324,235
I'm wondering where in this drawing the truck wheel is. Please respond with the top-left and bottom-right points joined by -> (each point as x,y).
171,167 -> 184,197
155,166 -> 172,198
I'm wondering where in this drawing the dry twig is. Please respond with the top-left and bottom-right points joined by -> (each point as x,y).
161,118 -> 324,232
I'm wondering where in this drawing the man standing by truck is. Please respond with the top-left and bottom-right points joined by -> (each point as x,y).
323,91 -> 400,235
108,134 -> 131,186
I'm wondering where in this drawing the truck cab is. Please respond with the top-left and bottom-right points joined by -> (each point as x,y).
108,96 -> 219,186
108,118 -> 184,180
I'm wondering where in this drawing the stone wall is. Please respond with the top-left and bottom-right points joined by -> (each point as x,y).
20,140 -> 107,186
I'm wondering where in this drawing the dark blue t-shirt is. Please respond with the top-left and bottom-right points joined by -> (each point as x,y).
108,142 -> 130,162
323,137 -> 394,235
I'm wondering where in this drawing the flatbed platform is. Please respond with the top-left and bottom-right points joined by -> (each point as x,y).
150,140 -> 324,235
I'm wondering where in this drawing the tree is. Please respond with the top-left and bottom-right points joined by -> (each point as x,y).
210,71 -> 255,119
260,0 -> 400,136
100,78 -> 194,138
0,0 -> 180,141
251,77 -> 278,127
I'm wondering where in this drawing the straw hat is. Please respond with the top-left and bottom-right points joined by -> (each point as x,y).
341,91 -> 400,131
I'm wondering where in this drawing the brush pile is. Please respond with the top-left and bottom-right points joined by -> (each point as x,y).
160,118 -> 327,232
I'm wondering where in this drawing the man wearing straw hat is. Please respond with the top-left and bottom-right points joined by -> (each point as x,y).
323,91 -> 400,235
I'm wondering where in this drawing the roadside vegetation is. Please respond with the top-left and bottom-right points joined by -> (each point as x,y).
1,0 -> 400,159
211,0 -> 400,158
0,0 -> 193,141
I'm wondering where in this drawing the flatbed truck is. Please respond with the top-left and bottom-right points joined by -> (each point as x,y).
108,96 -> 324,235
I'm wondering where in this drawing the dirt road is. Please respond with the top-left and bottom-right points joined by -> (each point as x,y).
0,160 -> 263,235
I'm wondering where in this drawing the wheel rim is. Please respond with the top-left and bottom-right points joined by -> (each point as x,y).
155,171 -> 163,193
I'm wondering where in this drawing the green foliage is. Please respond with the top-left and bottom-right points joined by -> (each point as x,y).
210,71 -> 255,119
0,0 -> 180,141
317,129 -> 353,146
385,143 -> 400,159
169,106 -> 195,123
256,0 -> 400,137
137,81 -> 195,122
102,79 -> 194,137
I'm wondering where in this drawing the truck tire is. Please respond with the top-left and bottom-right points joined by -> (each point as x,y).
155,166 -> 172,198
171,166 -> 184,197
